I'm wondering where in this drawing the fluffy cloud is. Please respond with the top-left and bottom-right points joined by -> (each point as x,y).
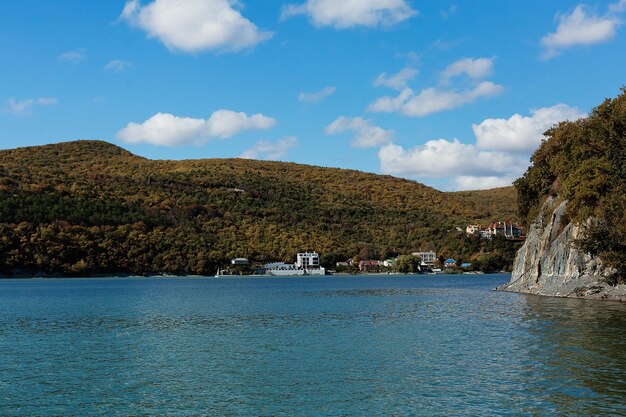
541,5 -> 622,59
281,0 -> 417,29
369,57 -> 502,117
368,82 -> 504,117
473,104 -> 584,152
58,50 -> 85,63
5,97 -> 58,115
378,139 -> 528,181
240,136 -> 299,160
105,60 -> 132,72
298,86 -> 336,103
373,67 -> 418,90
440,57 -> 494,82
117,110 -> 276,146
374,101 -> 584,190
120,0 -> 272,53
326,116 -> 394,148
453,176 -> 518,191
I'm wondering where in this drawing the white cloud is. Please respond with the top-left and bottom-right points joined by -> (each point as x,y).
610,0 -> 626,13
105,60 -> 132,72
59,50 -> 85,63
368,81 -> 504,117
541,5 -> 621,59
5,97 -> 58,115
117,110 -> 276,146
453,176 -> 516,191
374,101 -> 583,190
374,67 -> 418,90
206,109 -> 275,138
240,136 -> 299,160
367,87 -> 413,113
473,104 -> 584,153
440,57 -> 494,82
120,0 -> 272,53
281,0 -> 417,29
378,139 -> 528,180
298,86 -> 336,103
326,116 -> 394,148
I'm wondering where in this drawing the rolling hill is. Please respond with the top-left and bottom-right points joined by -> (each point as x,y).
0,140 -> 520,276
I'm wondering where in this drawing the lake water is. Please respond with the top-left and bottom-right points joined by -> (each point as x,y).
1,274 -> 625,416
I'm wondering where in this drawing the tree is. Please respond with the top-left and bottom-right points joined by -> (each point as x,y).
396,255 -> 421,273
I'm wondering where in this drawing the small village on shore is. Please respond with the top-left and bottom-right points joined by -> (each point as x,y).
218,220 -> 526,277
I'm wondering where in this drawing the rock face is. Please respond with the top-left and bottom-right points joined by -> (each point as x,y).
499,197 -> 626,301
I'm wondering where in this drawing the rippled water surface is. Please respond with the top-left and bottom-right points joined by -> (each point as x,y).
1,274 -> 625,416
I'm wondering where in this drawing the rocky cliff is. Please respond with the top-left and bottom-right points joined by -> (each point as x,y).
499,197 -> 626,302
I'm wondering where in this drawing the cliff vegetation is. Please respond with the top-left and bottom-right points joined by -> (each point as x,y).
515,88 -> 626,284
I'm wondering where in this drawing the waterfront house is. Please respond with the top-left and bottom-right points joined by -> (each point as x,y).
265,252 -> 325,276
383,258 -> 397,267
444,259 -> 456,269
296,252 -> 320,269
412,251 -> 437,266
358,260 -> 382,272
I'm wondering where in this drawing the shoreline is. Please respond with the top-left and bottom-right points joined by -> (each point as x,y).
0,271 -> 509,280
495,283 -> 626,303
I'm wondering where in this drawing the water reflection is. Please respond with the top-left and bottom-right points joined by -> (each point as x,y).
521,296 -> 626,415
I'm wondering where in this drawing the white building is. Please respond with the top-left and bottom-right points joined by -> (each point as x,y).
265,252 -> 325,276
467,222 -> 524,240
296,252 -> 320,269
412,251 -> 437,266
383,259 -> 396,267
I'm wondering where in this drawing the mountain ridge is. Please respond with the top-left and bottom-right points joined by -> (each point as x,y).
0,140 -> 520,276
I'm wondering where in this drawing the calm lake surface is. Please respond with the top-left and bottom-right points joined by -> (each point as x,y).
1,274 -> 625,416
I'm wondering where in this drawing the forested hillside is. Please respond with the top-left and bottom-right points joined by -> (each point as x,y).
0,140 -> 519,276
515,88 -> 626,284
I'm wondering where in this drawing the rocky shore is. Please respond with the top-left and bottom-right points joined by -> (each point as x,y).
498,197 -> 626,302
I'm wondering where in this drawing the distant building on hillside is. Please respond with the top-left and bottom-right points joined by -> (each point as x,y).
412,251 -> 437,266
466,225 -> 481,235
231,258 -> 249,266
359,260 -> 382,271
444,259 -> 456,268
486,221 -> 523,239
383,258 -> 397,267
466,221 -> 524,240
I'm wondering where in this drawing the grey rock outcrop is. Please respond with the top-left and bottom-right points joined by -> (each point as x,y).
498,197 -> 626,301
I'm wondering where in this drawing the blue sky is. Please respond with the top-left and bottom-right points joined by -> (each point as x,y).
1,0 -> 625,190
